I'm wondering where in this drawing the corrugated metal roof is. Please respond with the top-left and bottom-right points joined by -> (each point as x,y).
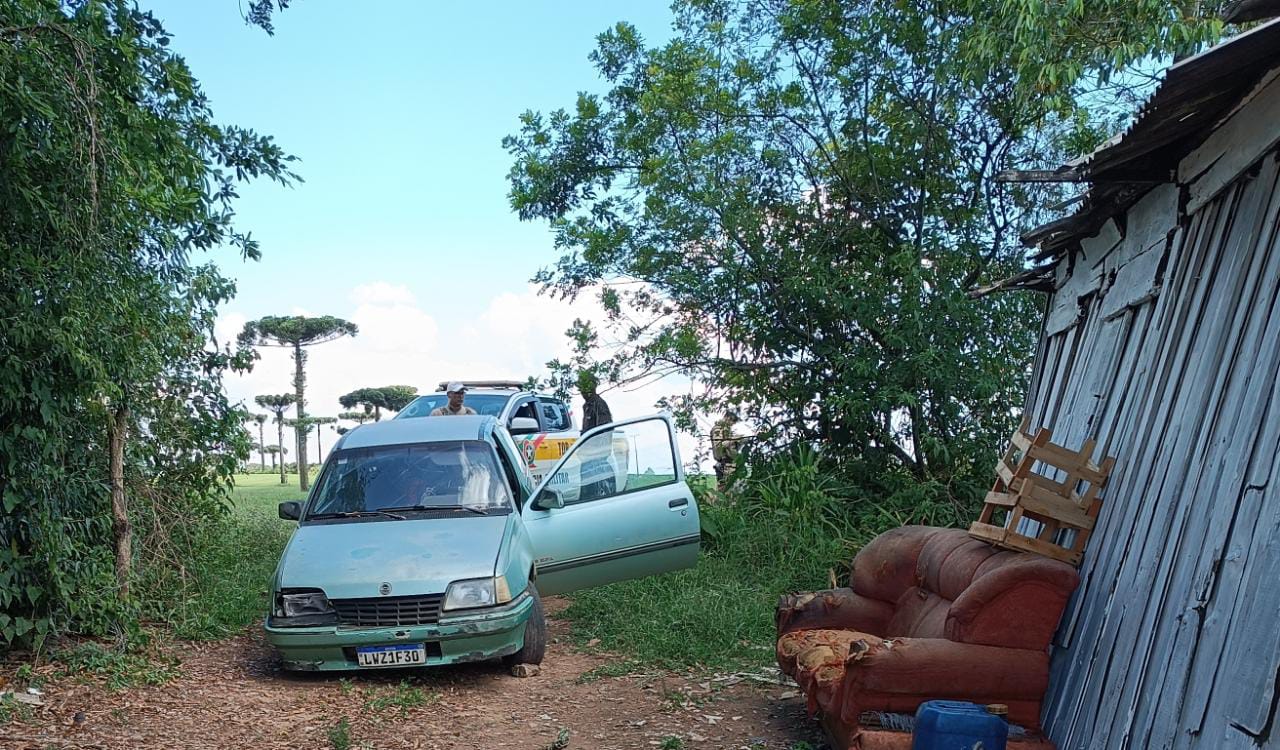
1023,18 -> 1280,259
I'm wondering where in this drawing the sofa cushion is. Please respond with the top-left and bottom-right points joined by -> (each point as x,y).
851,526 -> 938,604
885,587 -> 950,638
777,629 -> 879,715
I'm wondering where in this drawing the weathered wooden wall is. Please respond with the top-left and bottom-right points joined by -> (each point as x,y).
1030,76 -> 1280,749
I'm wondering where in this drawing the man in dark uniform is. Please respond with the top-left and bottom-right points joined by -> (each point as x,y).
579,371 -> 613,431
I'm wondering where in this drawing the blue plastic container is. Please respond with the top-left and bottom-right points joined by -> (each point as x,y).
911,700 -> 1008,750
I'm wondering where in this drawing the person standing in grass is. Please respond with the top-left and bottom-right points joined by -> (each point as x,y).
711,412 -> 741,491
579,371 -> 613,431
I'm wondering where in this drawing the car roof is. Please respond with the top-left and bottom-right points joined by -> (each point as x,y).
335,415 -> 497,450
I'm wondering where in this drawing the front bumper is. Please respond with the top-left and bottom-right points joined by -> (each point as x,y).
264,592 -> 533,672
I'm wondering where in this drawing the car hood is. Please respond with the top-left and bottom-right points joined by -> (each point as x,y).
277,515 -> 511,599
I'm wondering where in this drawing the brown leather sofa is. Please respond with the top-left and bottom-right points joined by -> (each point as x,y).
776,526 -> 1078,749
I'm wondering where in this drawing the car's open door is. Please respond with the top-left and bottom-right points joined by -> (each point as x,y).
521,414 -> 700,596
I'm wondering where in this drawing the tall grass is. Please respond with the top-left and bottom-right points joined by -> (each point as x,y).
134,474 -> 298,639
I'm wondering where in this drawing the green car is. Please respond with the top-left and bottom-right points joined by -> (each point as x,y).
264,413 -> 700,671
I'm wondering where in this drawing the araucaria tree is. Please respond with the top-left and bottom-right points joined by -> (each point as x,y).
338,385 -> 419,421
505,0 -> 1225,511
239,317 -> 357,490
256,395 -> 297,485
247,414 -> 269,469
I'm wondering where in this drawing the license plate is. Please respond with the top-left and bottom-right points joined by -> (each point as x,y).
356,644 -> 426,668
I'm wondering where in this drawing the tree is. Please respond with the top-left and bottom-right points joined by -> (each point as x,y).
256,394 -> 297,485
286,416 -> 337,466
338,385 -> 418,421
239,316 -> 357,491
263,445 -> 286,470
505,0 -> 1229,509
247,414 -> 269,469
338,410 -> 372,425
1,0 -> 293,640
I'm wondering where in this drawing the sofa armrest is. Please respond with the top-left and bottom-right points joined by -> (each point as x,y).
946,560 -> 1079,650
838,635 -> 1049,729
776,589 -> 894,636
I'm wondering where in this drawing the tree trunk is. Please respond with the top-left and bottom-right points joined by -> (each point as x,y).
109,406 -> 130,598
374,404 -> 381,421
277,418 -> 286,485
316,426 -> 322,465
258,421 -> 266,470
293,343 -> 310,491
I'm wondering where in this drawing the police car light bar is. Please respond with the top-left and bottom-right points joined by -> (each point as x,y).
435,380 -> 527,392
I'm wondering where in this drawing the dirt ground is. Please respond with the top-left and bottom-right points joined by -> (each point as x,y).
0,600 -> 828,750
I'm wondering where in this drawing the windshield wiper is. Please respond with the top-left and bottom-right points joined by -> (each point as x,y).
308,510 -> 406,520
380,504 -> 490,516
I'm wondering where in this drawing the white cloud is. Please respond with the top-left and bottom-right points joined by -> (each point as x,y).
220,282 -> 704,467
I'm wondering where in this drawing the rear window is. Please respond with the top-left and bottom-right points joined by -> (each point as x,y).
539,398 -> 572,431
396,393 -> 509,419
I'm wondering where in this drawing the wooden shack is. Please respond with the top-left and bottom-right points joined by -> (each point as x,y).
1002,17 -> 1280,749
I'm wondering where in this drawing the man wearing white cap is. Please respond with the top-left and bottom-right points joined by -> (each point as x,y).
430,382 -> 477,416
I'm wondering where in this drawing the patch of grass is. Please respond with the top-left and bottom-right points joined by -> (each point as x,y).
365,679 -> 438,716
543,728 -> 570,750
56,641 -> 180,691
0,694 -> 35,725
328,717 -> 352,750
136,474 -> 299,639
660,737 -> 685,750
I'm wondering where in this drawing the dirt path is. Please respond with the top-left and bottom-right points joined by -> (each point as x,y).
1,601 -> 827,750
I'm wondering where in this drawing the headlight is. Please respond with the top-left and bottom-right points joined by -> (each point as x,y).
443,576 -> 513,611
275,590 -> 334,618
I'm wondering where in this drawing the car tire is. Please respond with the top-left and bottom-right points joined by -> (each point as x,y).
505,584 -> 547,666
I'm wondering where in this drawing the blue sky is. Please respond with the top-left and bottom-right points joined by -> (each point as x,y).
138,1 -> 696,459
143,1 -> 672,314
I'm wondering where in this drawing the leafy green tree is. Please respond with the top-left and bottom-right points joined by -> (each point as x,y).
239,316 -> 357,491
256,395 -> 297,485
505,0 -> 1230,509
0,0 -> 293,640
338,410 -> 372,425
338,385 -> 418,421
263,444 -> 285,470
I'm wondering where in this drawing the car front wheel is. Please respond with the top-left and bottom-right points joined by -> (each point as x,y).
505,583 -> 546,666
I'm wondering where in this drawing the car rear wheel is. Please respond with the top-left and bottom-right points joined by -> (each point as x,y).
505,584 -> 546,666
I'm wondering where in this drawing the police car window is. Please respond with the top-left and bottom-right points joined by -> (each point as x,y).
512,399 -> 538,422
539,399 -> 571,431
396,394 -> 509,419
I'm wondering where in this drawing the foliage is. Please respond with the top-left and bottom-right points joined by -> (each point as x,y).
338,385 -> 419,420
239,316 -> 357,490
506,0 -> 1232,511
134,474 -> 295,640
338,410 -> 372,424
0,0 -> 293,646
255,394 -> 297,484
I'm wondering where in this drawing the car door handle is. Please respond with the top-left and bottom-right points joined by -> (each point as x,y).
668,498 -> 688,509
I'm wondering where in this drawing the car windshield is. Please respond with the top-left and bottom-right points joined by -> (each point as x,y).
306,441 -> 512,518
396,394 -> 510,419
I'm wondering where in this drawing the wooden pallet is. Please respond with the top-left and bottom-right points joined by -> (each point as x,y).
968,417 -> 1117,566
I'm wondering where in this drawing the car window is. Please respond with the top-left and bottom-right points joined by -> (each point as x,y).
510,398 -> 538,423
307,440 -> 512,517
396,394 -> 510,419
543,420 -> 676,505
538,398 -> 572,431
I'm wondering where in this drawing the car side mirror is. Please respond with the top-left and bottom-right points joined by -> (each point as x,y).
509,416 -> 540,435
278,501 -> 302,521
533,488 -> 564,511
